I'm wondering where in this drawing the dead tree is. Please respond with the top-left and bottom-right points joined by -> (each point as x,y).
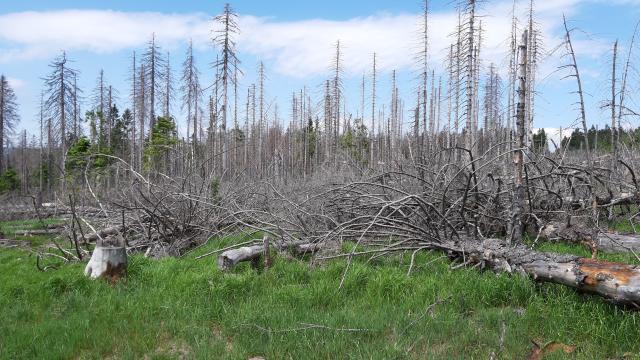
129,51 -> 137,169
181,40 -> 202,154
509,30 -> 528,243
162,52 -> 174,120
610,40 -> 618,159
43,51 -> 80,188
371,53 -> 377,166
137,62 -> 147,168
213,3 -> 241,173
142,33 -> 165,135
563,15 -> 595,214
463,0 -> 478,152
0,74 -> 20,174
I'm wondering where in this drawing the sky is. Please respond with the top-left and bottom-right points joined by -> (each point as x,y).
2,0 -> 640,146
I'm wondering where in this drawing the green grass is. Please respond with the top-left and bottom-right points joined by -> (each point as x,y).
608,219 -> 639,234
0,218 -> 65,246
2,235 -> 640,359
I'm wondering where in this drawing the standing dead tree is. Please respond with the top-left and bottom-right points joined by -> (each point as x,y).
42,51 -> 80,190
562,15 -> 596,221
510,30 -> 528,244
0,75 -> 20,175
213,3 -> 241,174
142,33 -> 166,136
181,40 -> 202,158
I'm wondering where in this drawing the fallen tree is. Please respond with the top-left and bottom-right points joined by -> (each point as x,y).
82,225 -> 124,243
432,238 -> 640,306
541,222 -> 640,253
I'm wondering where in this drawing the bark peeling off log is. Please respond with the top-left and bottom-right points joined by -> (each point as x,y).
453,239 -> 640,305
84,246 -> 127,281
575,259 -> 640,303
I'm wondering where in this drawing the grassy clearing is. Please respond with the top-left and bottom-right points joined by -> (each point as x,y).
0,218 -> 65,246
2,233 -> 640,359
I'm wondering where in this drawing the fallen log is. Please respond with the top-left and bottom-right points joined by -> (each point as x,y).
290,242 -> 322,256
596,233 -> 640,253
216,239 -> 321,270
13,228 -> 64,236
434,238 -> 640,306
83,225 -> 124,243
0,238 -> 30,248
84,246 -> 127,281
217,245 -> 263,271
541,222 -> 640,253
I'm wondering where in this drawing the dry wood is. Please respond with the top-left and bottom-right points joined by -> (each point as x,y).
541,222 -> 640,253
217,245 -> 263,271
429,238 -> 640,306
84,246 -> 127,281
83,225 -> 124,243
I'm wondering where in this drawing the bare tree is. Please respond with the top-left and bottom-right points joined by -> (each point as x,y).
332,40 -> 343,163
162,52 -> 174,120
463,0 -> 478,151
370,53 -> 377,166
181,40 -> 202,150
419,0 -> 429,156
213,3 -> 241,173
563,16 -> 592,166
0,75 -> 20,174
72,74 -> 81,139
42,51 -> 80,181
611,40 -> 618,159
129,51 -> 138,168
92,69 -> 107,118
510,30 -> 528,244
258,62 -> 266,173
137,62 -> 147,169
142,33 -> 166,134
617,21 -> 639,144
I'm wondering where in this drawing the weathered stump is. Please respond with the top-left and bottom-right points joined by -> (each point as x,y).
84,246 -> 127,281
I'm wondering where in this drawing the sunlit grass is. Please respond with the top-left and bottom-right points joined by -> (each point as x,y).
2,234 -> 640,359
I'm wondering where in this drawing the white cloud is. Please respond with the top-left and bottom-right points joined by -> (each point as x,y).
0,0 -> 620,79
0,10 -> 211,62
6,77 -> 25,90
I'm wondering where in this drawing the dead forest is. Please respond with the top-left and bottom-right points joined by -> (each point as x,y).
4,0 -> 640,308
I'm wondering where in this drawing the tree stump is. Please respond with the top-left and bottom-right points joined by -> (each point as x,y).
84,246 -> 127,281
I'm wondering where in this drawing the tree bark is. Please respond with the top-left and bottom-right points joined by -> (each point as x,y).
217,245 -> 263,271
541,222 -> 640,253
434,238 -> 640,306
84,246 -> 127,281
510,29 -> 528,244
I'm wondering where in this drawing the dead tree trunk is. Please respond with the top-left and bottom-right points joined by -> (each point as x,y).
434,238 -> 640,306
541,222 -> 640,253
510,29 -> 528,244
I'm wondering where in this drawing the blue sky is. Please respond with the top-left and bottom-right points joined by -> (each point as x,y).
2,0 -> 640,145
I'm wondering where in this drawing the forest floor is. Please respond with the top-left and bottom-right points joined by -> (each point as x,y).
2,219 -> 640,359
